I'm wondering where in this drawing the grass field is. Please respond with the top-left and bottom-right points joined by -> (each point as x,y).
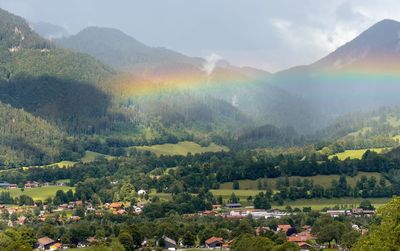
219,172 -> 382,190
80,151 -> 114,163
149,190 -> 172,201
22,151 -> 114,170
210,189 -> 264,200
150,188 -> 390,210
135,141 -> 229,156
329,148 -> 388,160
3,186 -> 75,201
271,197 -> 390,210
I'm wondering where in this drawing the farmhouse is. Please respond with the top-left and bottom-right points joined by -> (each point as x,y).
326,210 -> 350,217
138,189 -> 147,196
298,242 -> 313,250
0,182 -> 17,189
37,236 -> 55,250
24,181 -> 40,188
160,236 -> 176,250
8,184 -> 17,189
201,210 -> 217,216
225,203 -> 242,209
351,208 -> 375,217
287,231 -> 316,243
56,181 -> 67,186
205,236 -> 224,248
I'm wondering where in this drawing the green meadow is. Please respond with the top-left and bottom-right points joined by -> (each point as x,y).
134,141 -> 229,156
80,151 -> 114,163
4,186 -> 75,201
210,189 -> 265,200
22,150 -> 114,169
150,188 -> 390,210
218,172 -> 382,190
329,148 -> 388,160
271,197 -> 390,210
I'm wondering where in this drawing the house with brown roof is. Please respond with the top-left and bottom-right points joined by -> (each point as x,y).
205,236 -> 224,249
202,210 -> 217,216
287,231 -> 316,243
24,181 -> 40,188
37,236 -> 55,250
110,202 -> 124,209
298,242 -> 312,250
277,224 -> 292,234
8,184 -> 18,189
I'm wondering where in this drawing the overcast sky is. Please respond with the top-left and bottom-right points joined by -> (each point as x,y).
1,0 -> 399,72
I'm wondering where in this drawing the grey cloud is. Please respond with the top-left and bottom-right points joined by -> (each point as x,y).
0,0 -> 398,71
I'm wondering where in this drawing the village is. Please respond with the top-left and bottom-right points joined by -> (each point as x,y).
0,185 -> 375,251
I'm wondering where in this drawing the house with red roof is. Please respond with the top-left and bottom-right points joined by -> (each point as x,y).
205,236 -> 224,249
287,231 -> 316,243
277,224 -> 292,234
37,236 -> 55,250
298,242 -> 312,250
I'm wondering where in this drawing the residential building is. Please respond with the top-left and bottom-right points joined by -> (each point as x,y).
37,236 -> 55,250
205,236 -> 224,249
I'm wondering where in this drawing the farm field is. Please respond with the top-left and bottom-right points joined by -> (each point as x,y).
272,197 -> 390,211
81,151 -> 114,163
210,189 -> 265,201
134,141 -> 229,156
22,151 -> 114,169
149,190 -> 172,201
393,135 -> 400,142
150,188 -> 390,210
329,148 -> 388,160
219,172 -> 383,190
4,186 -> 75,201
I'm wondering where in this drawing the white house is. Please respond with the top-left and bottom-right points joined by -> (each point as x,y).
138,189 -> 147,196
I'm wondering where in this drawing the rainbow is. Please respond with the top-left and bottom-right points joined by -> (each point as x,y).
106,67 -> 267,100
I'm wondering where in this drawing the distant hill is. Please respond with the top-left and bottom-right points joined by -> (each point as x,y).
30,21 -> 69,39
273,19 -> 400,116
56,27 -> 203,78
57,26 -> 319,134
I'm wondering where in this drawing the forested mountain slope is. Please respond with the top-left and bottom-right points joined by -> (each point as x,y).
58,26 -> 321,134
0,102 -> 66,166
